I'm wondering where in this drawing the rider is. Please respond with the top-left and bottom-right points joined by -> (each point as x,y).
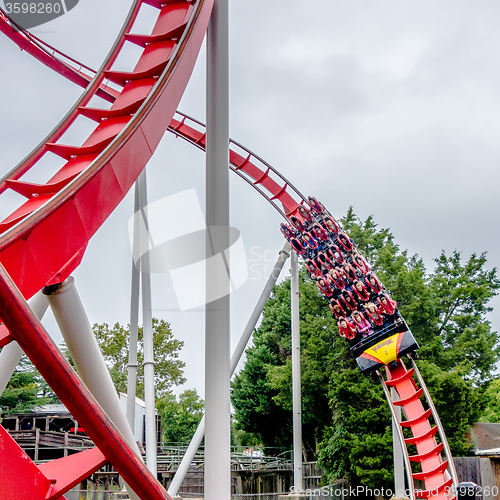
337,317 -> 357,340
351,310 -> 373,338
365,302 -> 384,327
353,280 -> 370,304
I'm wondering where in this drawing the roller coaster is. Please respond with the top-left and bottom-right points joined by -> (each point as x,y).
0,2 -> 461,499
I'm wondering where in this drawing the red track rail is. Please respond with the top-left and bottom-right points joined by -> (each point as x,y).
0,6 -> 459,500
0,0 -> 213,301
0,11 -> 308,219
0,0 -> 213,497
382,360 -> 455,500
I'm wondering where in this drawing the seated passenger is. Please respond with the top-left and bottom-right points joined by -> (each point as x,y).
313,225 -> 329,242
366,273 -> 383,294
318,252 -> 333,270
337,317 -> 357,340
327,245 -> 344,264
307,196 -> 324,214
351,310 -> 374,338
326,273 -> 341,296
364,302 -> 384,327
323,217 -> 340,235
341,290 -> 357,312
290,238 -> 306,255
352,253 -> 371,274
378,294 -> 397,315
289,215 -> 305,233
341,263 -> 357,285
305,260 -> 322,278
337,232 -> 353,252
353,280 -> 370,303
317,278 -> 332,297
329,300 -> 345,319
378,294 -> 403,327
297,205 -> 313,222
328,269 -> 345,290
280,223 -> 295,240
302,232 -> 319,250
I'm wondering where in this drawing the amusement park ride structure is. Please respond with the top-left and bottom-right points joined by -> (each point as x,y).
0,1 -> 462,499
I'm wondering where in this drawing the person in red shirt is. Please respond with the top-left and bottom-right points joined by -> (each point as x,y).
365,302 -> 384,327
353,280 -> 370,304
337,317 -> 357,340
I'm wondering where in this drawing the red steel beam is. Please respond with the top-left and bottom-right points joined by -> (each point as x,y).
0,263 -> 170,500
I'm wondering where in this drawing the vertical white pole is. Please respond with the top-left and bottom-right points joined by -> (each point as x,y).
127,181 -> 141,435
168,243 -> 291,497
0,292 -> 49,396
206,0 -> 230,498
291,250 -> 303,492
137,169 -> 157,476
392,387 -> 405,495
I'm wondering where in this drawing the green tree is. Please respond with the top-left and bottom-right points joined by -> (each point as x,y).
0,356 -> 58,414
479,378 -> 500,422
157,389 -> 204,444
93,318 -> 186,399
232,207 -> 500,490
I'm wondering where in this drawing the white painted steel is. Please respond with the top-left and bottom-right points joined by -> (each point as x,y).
291,250 -> 303,491
137,169 -> 158,476
0,292 -> 49,396
44,278 -> 142,500
391,387 -> 405,495
168,243 -> 291,496
43,278 -> 140,457
378,371 -> 415,500
205,0 -> 230,497
126,181 -> 141,432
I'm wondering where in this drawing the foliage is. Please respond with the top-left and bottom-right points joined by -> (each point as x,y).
157,389 -> 204,444
93,318 -> 186,399
0,355 -> 59,414
232,207 -> 500,490
479,378 -> 500,423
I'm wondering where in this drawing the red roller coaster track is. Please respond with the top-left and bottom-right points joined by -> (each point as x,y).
0,3 -> 458,499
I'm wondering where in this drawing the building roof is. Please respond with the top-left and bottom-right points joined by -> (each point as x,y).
470,423 -> 500,455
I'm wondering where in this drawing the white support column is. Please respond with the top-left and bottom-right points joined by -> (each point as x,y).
137,169 -> 157,476
43,277 -> 140,458
291,250 -> 303,492
169,243 -> 291,497
0,292 -> 49,396
392,387 -> 405,495
205,0 -> 230,497
127,181 -> 141,432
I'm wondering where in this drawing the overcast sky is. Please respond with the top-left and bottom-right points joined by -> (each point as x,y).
1,0 -> 500,397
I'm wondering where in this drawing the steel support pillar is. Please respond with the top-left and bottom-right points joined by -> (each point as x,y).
0,264 -> 169,500
205,0 -> 230,497
291,250 -> 303,491
43,278 -> 140,457
127,180 -> 141,433
391,387 -> 405,495
0,291 -> 49,396
168,243 -> 291,496
137,169 -> 157,475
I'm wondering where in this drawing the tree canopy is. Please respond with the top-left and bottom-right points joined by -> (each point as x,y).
93,318 -> 186,399
231,207 -> 500,489
157,389 -> 204,444
0,356 -> 59,414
